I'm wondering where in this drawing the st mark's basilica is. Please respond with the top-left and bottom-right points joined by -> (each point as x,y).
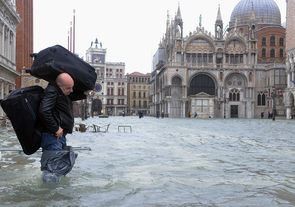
151,0 -> 287,119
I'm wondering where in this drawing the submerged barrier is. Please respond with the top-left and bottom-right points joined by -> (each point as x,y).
0,146 -> 91,154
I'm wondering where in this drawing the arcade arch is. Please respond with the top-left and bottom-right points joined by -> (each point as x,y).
188,73 -> 216,118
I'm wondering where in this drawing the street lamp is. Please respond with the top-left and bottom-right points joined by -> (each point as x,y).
223,91 -> 227,118
271,88 -> 276,121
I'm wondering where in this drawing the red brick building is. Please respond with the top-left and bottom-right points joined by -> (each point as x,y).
16,0 -> 36,88
257,27 -> 286,64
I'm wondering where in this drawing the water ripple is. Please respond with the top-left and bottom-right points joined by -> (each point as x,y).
1,117 -> 295,206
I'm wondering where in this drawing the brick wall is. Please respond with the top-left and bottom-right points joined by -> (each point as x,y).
16,0 -> 33,88
257,27 -> 286,64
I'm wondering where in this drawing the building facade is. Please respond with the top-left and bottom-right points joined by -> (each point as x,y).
0,0 -> 19,116
150,0 -> 286,119
15,0 -> 46,88
105,62 -> 127,116
127,72 -> 151,115
85,39 -> 127,116
285,0 -> 295,119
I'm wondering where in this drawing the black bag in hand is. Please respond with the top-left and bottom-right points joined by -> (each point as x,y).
0,86 -> 44,155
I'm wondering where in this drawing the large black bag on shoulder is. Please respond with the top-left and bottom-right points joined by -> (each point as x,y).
0,86 -> 44,155
28,45 -> 97,98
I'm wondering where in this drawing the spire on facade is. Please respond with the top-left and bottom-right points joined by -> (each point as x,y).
175,3 -> 182,20
216,4 -> 222,22
199,14 -> 202,27
95,38 -> 99,48
250,1 -> 256,20
166,10 -> 170,33
215,4 -> 223,39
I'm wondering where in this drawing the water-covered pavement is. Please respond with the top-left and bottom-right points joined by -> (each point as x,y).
1,117 -> 295,207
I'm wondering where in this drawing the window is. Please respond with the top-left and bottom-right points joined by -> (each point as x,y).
279,37 -> 284,46
230,54 -> 234,64
257,93 -> 266,106
133,100 -> 136,107
139,100 -> 141,107
262,48 -> 266,58
133,91 -> 136,98
280,49 -> 284,58
270,49 -> 275,58
138,92 -> 141,98
143,101 -> 147,108
197,53 -> 202,64
235,54 -> 239,64
229,89 -> 240,101
209,54 -> 213,63
118,99 -> 124,105
226,54 -> 229,63
203,54 -> 208,63
189,74 -> 215,96
240,54 -> 243,63
262,37 -> 266,46
270,36 -> 275,46
186,53 -> 191,63
107,99 -> 113,105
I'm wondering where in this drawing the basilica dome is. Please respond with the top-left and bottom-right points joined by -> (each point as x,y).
229,0 -> 281,28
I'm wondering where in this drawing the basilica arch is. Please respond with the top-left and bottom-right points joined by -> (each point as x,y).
184,35 -> 215,67
225,36 -> 247,65
188,73 -> 217,118
169,75 -> 183,118
224,72 -> 249,118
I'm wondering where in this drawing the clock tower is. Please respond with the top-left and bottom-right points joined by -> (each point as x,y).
86,38 -> 106,64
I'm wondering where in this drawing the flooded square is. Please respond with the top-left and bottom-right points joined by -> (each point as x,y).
1,117 -> 295,206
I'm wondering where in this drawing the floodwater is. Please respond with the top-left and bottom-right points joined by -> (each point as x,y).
1,117 -> 295,207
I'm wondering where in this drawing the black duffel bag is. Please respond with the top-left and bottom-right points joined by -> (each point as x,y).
0,86 -> 44,155
27,45 -> 97,99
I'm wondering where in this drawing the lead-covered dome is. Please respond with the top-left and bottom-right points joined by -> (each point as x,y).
229,0 -> 281,27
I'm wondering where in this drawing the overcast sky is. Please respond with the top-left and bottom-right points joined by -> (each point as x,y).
33,0 -> 286,74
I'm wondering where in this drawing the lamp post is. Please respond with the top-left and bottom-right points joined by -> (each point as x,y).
271,88 -> 276,121
223,91 -> 226,118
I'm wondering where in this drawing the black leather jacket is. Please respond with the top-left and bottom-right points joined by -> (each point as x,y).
39,83 -> 75,135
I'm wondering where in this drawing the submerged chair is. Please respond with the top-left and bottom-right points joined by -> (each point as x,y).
74,123 -> 88,132
91,124 -> 110,133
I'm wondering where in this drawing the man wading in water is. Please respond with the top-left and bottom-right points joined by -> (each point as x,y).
39,73 -> 79,183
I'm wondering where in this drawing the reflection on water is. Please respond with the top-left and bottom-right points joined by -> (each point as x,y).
1,117 -> 295,207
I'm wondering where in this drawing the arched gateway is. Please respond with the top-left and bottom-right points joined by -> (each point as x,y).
170,76 -> 183,118
188,74 -> 216,118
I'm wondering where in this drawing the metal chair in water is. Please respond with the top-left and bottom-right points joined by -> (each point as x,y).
117,125 -> 132,133
90,124 -> 110,133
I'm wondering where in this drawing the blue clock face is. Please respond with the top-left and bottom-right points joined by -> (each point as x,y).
95,84 -> 102,92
